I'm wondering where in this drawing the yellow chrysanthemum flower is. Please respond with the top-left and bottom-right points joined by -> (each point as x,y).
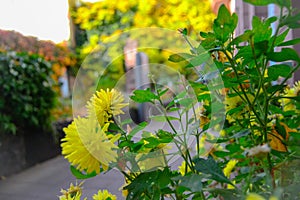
92,190 -> 117,200
61,116 -> 120,174
87,88 -> 128,126
59,182 -> 86,200
225,94 -> 254,123
223,159 -> 238,178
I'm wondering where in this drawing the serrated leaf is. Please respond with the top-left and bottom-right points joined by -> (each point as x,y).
194,156 -> 232,184
70,165 -> 98,179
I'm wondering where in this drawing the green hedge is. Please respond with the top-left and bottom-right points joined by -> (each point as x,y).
0,51 -> 57,134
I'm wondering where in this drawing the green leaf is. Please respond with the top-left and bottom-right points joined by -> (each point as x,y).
214,151 -> 230,158
209,188 -> 240,199
276,0 -> 291,8
175,97 -> 194,107
226,105 -> 245,116
267,48 -> 300,62
189,53 -> 211,67
230,30 -> 253,45
200,32 -> 217,49
281,12 -> 300,29
128,121 -> 148,138
272,29 -> 289,46
267,64 -> 293,80
252,16 -> 273,42
119,140 -> 134,148
181,28 -> 188,36
213,5 -> 238,43
130,88 -> 158,103
278,38 -> 300,46
243,0 -> 280,6
70,165 -> 98,179
143,137 -> 160,148
168,53 -> 194,63
194,156 -> 232,184
200,31 -> 208,38
226,143 -> 241,154
178,174 -> 203,193
157,129 -> 174,143
150,115 -> 179,122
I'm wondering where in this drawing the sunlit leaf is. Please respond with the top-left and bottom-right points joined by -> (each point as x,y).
130,88 -> 158,103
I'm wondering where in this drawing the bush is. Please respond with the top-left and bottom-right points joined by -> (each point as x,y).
0,51 -> 57,134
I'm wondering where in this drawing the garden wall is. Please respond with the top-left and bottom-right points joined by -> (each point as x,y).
0,121 -> 70,178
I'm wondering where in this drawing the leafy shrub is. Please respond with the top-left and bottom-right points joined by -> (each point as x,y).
0,51 -> 57,134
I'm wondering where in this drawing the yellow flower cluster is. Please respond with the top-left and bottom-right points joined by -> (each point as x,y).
59,182 -> 85,200
59,182 -> 116,200
61,89 -> 127,174
92,190 -> 117,200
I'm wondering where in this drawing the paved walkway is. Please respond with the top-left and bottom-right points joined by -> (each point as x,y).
0,156 -> 124,200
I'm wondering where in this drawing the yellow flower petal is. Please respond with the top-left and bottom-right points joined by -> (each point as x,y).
61,116 -> 119,174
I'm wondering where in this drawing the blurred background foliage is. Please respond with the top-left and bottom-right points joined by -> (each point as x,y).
0,30 -> 77,135
0,0 -> 215,135
70,0 -> 215,89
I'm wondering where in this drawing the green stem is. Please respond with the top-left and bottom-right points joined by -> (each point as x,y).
223,50 -> 265,128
